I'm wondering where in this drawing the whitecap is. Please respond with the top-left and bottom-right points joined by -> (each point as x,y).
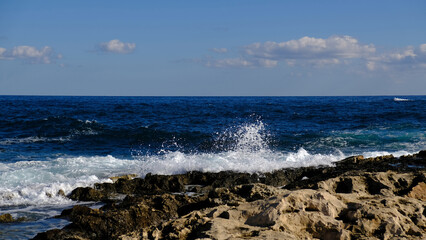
393,97 -> 411,102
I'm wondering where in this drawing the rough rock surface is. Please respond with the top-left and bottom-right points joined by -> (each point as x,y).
0,213 -> 27,223
32,151 -> 426,240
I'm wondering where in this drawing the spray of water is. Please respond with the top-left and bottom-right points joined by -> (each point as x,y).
1,120 -> 416,208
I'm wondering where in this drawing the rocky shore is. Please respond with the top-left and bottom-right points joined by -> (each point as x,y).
32,151 -> 425,240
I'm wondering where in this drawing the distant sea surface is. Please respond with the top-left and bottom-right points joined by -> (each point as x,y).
0,96 -> 425,239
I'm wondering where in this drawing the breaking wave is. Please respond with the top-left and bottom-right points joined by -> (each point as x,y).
393,97 -> 411,102
0,121 -> 417,208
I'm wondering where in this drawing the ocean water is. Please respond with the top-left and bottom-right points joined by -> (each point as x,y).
0,95 -> 425,239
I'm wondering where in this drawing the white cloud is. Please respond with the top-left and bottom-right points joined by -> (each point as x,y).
366,61 -> 376,71
203,36 -> 426,72
0,45 -> 62,64
211,48 -> 228,53
257,59 -> 278,68
245,35 -> 375,62
365,44 -> 426,70
206,58 -> 252,68
204,35 -> 376,68
420,44 -> 426,53
205,58 -> 277,68
98,39 -> 136,54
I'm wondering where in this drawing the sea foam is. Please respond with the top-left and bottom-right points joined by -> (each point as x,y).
393,97 -> 411,102
0,121 -> 420,208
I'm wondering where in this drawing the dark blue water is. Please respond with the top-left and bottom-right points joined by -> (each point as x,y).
0,96 -> 425,239
1,96 -> 424,162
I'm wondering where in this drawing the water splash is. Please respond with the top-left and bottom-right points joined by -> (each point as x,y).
0,120 -> 421,209
213,120 -> 270,152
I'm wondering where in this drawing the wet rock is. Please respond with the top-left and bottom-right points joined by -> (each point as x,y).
110,173 -> 138,183
69,187 -> 104,201
418,150 -> 426,158
0,213 -> 26,223
336,155 -> 365,166
57,189 -> 66,197
32,150 -> 426,240
0,213 -> 13,223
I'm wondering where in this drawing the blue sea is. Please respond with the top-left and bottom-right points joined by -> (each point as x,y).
0,95 -> 425,239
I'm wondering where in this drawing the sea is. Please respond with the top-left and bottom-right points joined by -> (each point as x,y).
0,95 -> 425,239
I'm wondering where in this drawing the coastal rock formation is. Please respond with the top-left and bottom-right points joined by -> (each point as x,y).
0,213 -> 26,223
32,151 -> 426,239
0,213 -> 15,223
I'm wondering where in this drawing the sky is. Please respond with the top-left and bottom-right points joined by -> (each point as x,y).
0,0 -> 425,96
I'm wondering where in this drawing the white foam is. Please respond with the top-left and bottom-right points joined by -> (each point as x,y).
0,121 -> 341,207
0,121 -> 422,208
0,156 -> 140,207
136,147 -> 344,176
393,97 -> 411,102
0,136 -> 70,145
0,148 -> 420,208
362,150 -> 412,158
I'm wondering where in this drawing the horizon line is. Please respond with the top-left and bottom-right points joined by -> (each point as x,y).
0,94 -> 425,97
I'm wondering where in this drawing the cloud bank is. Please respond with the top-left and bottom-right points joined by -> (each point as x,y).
98,39 -> 136,54
366,45 -> 426,70
204,35 -> 426,71
0,45 -> 62,64
245,36 -> 375,62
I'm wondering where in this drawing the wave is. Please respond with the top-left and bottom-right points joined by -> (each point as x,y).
0,117 -> 103,146
394,97 -> 411,102
0,155 -> 135,207
0,136 -> 71,145
1,147 -> 417,208
1,120 -> 420,208
0,149 -> 336,207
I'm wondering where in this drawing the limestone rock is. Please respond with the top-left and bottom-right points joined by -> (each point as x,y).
32,150 -> 426,240
407,182 -> 426,200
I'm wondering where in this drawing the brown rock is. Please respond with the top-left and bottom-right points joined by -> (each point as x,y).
0,213 -> 26,223
407,182 -> 426,200
57,189 -> 66,197
109,174 -> 138,183
32,150 -> 426,240
336,155 -> 365,165
0,213 -> 14,223
68,187 -> 104,201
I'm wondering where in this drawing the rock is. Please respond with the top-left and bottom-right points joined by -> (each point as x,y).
32,150 -> 426,240
407,182 -> 426,200
68,187 -> 104,201
336,155 -> 365,165
0,213 -> 13,223
110,174 -> 138,183
0,213 -> 26,223
416,150 -> 426,158
233,183 -> 278,201
57,189 -> 66,197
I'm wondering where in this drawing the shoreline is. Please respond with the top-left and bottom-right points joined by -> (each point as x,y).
31,151 -> 425,239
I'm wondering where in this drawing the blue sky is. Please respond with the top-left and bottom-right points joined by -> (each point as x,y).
0,1 -> 425,96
